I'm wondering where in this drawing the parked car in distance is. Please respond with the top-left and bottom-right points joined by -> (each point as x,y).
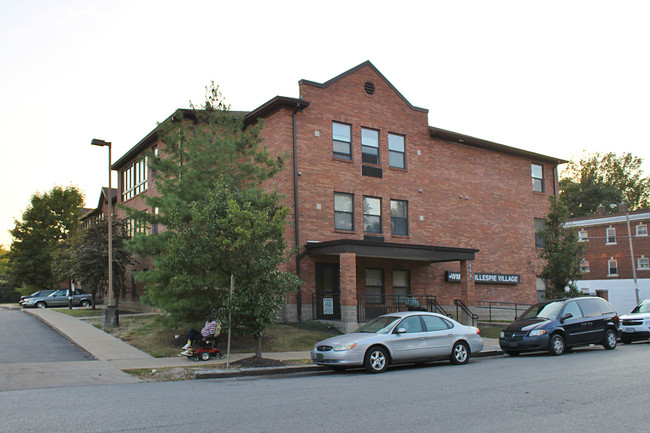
311,311 -> 484,373
19,290 -> 55,306
620,299 -> 650,344
21,289 -> 102,308
499,297 -> 620,356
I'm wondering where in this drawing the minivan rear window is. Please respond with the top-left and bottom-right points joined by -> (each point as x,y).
578,298 -> 613,317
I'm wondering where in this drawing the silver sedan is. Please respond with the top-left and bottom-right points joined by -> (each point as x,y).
311,311 -> 484,373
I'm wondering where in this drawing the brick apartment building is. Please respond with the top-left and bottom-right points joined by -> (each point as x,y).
565,206 -> 650,314
109,61 -> 565,329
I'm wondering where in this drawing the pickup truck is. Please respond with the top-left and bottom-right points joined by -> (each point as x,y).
21,289 -> 103,308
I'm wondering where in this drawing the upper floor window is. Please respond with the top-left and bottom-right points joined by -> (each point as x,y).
332,122 -> 352,160
580,259 -> 590,273
638,256 -> 649,270
531,164 -> 544,192
390,199 -> 408,236
334,193 -> 354,231
637,224 -> 648,236
608,258 -> 618,276
534,218 -> 545,248
578,229 -> 588,242
606,227 -> 616,244
388,133 -> 405,169
361,128 -> 379,165
363,196 -> 382,234
122,156 -> 148,202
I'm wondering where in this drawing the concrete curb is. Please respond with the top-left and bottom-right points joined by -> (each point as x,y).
194,349 -> 505,380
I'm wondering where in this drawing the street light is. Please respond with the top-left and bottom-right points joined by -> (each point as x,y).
611,202 -> 640,305
91,138 -> 118,328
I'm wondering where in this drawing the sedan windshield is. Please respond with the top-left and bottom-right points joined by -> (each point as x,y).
356,316 -> 401,334
631,300 -> 650,314
520,301 -> 564,320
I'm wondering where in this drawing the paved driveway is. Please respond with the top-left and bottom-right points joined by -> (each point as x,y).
0,307 -> 92,364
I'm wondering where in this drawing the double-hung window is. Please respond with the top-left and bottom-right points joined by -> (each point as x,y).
361,128 -> 379,164
534,218 -> 545,248
390,199 -> 408,236
334,193 -> 354,231
332,122 -> 351,160
638,257 -> 649,270
531,164 -> 544,192
388,133 -> 405,169
637,224 -> 648,236
365,268 -> 384,305
608,258 -> 618,276
363,196 -> 382,234
606,227 -> 616,244
392,270 -> 410,304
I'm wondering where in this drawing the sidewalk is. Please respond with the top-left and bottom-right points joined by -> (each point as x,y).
22,307 -> 503,378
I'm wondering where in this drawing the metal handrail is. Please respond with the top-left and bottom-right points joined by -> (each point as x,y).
428,298 -> 453,318
454,299 -> 479,326
475,300 -> 532,323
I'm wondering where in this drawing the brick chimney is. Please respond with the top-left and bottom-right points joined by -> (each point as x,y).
596,204 -> 605,216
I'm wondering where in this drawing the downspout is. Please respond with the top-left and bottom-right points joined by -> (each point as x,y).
292,106 -> 302,321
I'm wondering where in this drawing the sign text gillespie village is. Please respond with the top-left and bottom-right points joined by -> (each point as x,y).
445,271 -> 520,285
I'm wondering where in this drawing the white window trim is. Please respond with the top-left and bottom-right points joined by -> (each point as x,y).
580,259 -> 590,273
636,223 -> 648,237
638,256 -> 650,271
606,227 -> 617,245
578,229 -> 588,242
607,258 -> 618,277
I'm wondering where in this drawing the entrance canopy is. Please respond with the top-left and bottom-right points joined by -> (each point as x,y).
305,239 -> 478,262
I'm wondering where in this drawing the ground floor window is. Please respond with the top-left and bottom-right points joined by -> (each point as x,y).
392,269 -> 410,303
365,268 -> 384,304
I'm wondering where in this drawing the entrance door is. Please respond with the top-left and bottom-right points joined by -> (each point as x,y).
315,263 -> 341,320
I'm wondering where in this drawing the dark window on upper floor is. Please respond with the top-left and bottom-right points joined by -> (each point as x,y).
332,122 -> 352,160
531,164 -> 544,192
388,133 -> 405,169
534,218 -> 545,248
334,193 -> 354,231
363,196 -> 382,234
390,199 -> 408,236
361,127 -> 379,165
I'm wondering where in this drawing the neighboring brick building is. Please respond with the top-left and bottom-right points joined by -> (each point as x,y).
565,206 -> 650,314
80,187 -> 117,230
111,61 -> 565,329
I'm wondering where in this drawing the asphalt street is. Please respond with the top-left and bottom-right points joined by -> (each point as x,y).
0,307 -> 93,364
2,342 -> 649,433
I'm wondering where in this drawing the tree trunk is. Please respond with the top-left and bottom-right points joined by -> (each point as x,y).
255,335 -> 263,358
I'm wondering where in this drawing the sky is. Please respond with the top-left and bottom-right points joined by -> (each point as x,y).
2,0 -> 649,248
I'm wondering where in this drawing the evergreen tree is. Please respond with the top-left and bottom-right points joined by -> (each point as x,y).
539,196 -> 584,299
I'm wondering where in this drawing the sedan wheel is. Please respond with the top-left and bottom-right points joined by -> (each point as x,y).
364,346 -> 388,373
36,302 -> 46,309
450,342 -> 469,365
603,329 -> 617,350
548,334 -> 565,356
80,300 -> 91,308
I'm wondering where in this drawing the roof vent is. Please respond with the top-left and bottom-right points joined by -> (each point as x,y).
364,81 -> 375,95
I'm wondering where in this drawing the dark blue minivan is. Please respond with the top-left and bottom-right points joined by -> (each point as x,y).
499,297 -> 620,356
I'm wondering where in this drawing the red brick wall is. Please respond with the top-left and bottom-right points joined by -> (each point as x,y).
575,219 -> 650,280
259,63 -> 555,307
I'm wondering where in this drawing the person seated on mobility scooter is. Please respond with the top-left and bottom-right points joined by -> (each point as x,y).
180,313 -> 221,357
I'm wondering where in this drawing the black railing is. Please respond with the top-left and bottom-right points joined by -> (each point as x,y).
475,300 -> 532,323
428,297 -> 453,318
357,295 -> 438,322
454,299 -> 479,326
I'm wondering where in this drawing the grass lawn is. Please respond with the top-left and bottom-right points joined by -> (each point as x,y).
86,314 -> 342,358
52,308 -> 140,317
478,323 -> 507,339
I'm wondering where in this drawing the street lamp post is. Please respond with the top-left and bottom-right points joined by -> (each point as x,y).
91,138 -> 118,328
611,202 -> 640,305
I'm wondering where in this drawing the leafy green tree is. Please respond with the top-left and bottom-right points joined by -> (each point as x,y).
539,196 -> 584,299
560,152 -> 650,217
147,182 -> 300,357
8,186 -> 84,289
54,219 -> 135,308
